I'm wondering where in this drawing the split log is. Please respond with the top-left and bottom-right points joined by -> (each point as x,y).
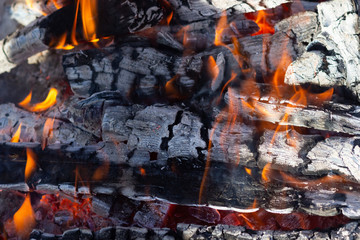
2,97 -> 360,217
0,0 -> 164,73
285,0 -> 360,101
0,0 -> 301,74
224,87 -> 360,136
61,10 -> 318,100
2,139 -> 360,219
0,103 -> 97,145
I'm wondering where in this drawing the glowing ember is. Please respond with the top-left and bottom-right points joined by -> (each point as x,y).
13,195 -> 36,238
10,123 -> 22,143
140,167 -> 146,176
25,148 -> 37,182
92,161 -> 110,181
18,88 -> 58,112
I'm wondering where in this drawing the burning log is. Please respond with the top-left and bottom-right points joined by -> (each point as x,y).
61,10 -> 318,100
285,0 -> 360,101
3,0 -> 360,237
0,0 -> 165,73
0,0 -> 298,75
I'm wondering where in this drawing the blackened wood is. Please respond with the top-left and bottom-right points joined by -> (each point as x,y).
62,11 -> 318,100
0,0 -> 164,74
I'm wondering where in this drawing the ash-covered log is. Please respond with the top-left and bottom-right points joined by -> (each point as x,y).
285,0 -> 360,101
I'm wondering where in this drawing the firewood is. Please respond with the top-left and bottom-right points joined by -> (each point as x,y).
61,10 -> 318,101
285,0 -> 360,101
0,0 -> 164,73
225,87 -> 360,136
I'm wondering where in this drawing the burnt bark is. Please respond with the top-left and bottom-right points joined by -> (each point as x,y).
285,0 -> 360,101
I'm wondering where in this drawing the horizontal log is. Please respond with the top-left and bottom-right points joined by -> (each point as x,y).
224,87 -> 360,135
0,0 -> 164,73
2,97 -> 360,218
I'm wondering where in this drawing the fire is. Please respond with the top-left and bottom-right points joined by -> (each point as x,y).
18,88 -> 58,112
246,10 -> 275,36
208,56 -> 220,88
80,0 -> 98,42
13,195 -> 36,238
40,194 -> 92,222
279,171 -> 346,190
11,123 -> 22,143
245,167 -> 252,176
166,11 -> 174,25
199,121 -> 219,204
25,148 -> 37,182
165,75 -> 183,100
219,72 -> 237,100
49,33 -> 75,50
214,12 -> 228,46
42,118 -> 55,150
140,167 -> 146,176
261,163 -> 272,183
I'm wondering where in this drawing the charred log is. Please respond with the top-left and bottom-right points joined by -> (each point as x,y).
0,0 -> 164,73
285,0 -> 360,101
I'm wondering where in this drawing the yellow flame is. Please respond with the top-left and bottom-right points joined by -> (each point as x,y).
11,123 -> 22,143
214,12 -> 228,46
261,163 -> 272,183
80,0 -> 98,42
19,88 -> 58,112
25,148 -> 37,182
245,167 -> 252,176
250,10 -> 275,36
13,195 -> 36,238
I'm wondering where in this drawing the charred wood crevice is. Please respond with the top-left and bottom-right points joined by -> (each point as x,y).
160,110 -> 183,151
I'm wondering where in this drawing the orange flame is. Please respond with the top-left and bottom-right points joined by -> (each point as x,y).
49,33 -> 75,50
214,12 -> 228,46
42,118 -> 55,150
248,10 -> 275,36
166,11 -> 174,25
13,195 -> 36,238
25,148 -> 37,182
11,123 -> 22,143
80,0 -> 98,42
261,163 -> 272,183
208,56 -> 220,88
245,167 -> 252,176
19,88 -> 58,112
280,171 -> 346,189
165,75 -> 184,100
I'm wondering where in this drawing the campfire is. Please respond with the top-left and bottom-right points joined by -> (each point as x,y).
1,0 -> 360,239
